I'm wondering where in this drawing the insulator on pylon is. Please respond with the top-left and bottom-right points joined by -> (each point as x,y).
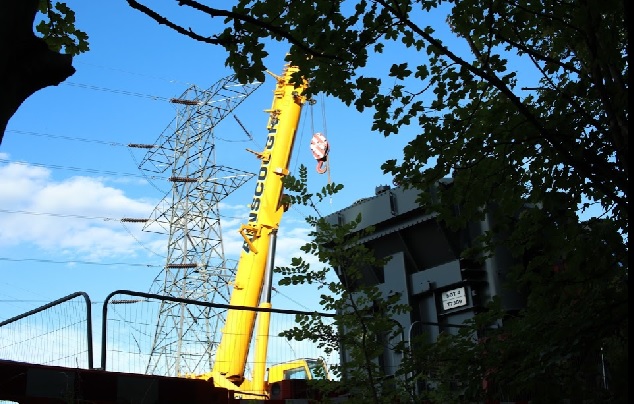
166,263 -> 198,269
121,218 -> 149,223
128,143 -> 156,149
170,98 -> 200,105
169,177 -> 198,182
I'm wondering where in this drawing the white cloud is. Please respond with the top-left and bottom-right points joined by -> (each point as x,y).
275,225 -> 312,268
0,160 -> 162,260
0,159 -> 50,203
0,157 -> 327,308
0,157 -> 317,263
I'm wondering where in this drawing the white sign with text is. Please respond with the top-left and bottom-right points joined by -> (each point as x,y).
441,287 -> 467,310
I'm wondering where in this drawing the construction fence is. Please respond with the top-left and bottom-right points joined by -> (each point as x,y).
0,290 -> 338,380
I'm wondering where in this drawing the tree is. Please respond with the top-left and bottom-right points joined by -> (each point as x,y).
278,166 -> 414,403
126,0 -> 627,230
0,0 -> 89,144
127,0 -> 628,401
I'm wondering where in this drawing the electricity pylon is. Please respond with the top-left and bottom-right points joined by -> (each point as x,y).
137,75 -> 261,376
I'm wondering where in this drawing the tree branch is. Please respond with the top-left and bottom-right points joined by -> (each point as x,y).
126,0 -> 228,46
127,0 -> 342,62
375,0 -> 626,211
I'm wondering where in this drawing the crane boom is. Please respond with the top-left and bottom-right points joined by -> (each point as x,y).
211,64 -> 308,385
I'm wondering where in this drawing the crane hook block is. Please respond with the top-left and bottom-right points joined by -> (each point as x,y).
316,160 -> 328,174
310,132 -> 330,174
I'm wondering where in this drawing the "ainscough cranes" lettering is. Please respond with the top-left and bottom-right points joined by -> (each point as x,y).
242,114 -> 279,253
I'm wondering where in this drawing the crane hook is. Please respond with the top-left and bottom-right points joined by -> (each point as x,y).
310,132 -> 329,174
316,159 -> 328,174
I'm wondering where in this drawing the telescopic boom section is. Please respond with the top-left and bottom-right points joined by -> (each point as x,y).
212,64 -> 308,384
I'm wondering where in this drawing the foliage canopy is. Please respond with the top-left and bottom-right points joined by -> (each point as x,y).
36,0 -> 89,56
127,0 -> 627,234
126,0 -> 628,401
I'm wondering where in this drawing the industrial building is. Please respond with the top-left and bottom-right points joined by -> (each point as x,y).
324,182 -> 527,380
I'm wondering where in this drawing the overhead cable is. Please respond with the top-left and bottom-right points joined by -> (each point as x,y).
0,257 -> 162,268
64,81 -> 171,102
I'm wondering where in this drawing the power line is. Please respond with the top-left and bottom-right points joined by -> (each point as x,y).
0,209 -> 168,259
5,129 -> 128,146
0,207 -> 251,224
0,208 -> 116,221
75,61 -> 195,86
0,300 -> 65,303
5,128 -> 257,148
0,209 -> 169,260
0,299 -> 107,305
64,81 -> 171,101
119,222 -> 166,259
0,257 -> 162,268
0,158 -> 257,199
271,286 -> 311,311
0,158 -> 164,180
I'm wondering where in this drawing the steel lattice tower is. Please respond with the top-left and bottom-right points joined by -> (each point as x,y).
138,75 -> 261,377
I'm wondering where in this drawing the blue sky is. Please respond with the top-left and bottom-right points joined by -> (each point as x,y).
1,1 -> 611,377
0,1 -> 415,323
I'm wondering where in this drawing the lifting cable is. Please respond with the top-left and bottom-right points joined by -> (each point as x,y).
308,94 -> 334,209
321,93 -> 332,187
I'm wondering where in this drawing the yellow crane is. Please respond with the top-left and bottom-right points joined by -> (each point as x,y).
190,63 -> 329,399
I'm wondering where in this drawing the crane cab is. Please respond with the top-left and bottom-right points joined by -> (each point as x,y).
267,357 -> 330,383
266,358 -> 336,401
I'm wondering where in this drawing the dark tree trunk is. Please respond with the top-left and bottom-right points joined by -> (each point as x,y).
0,0 -> 76,145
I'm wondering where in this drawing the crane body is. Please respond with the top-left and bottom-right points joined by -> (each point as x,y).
191,63 -> 329,398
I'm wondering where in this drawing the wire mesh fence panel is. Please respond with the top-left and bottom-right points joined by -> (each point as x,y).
102,291 -> 338,379
104,295 -> 164,375
0,292 -> 93,369
246,311 -> 339,381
